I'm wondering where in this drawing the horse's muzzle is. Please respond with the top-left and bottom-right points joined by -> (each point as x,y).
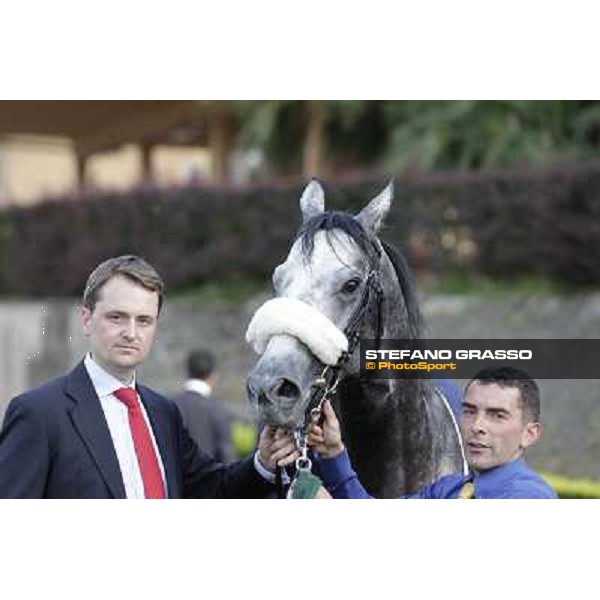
247,372 -> 306,427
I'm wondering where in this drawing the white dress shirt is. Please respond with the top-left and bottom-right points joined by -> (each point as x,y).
183,378 -> 212,397
84,353 -> 168,499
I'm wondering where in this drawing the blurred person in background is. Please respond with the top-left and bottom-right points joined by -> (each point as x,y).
172,349 -> 236,463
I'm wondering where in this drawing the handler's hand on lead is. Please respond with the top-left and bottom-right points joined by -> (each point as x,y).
306,400 -> 345,459
257,426 -> 300,472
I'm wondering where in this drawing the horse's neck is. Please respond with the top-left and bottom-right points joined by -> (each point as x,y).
336,378 -> 440,497
334,378 -> 404,497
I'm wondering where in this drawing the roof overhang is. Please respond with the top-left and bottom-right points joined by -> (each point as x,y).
0,100 -> 238,156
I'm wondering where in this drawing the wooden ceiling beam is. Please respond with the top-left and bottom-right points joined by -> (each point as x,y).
73,101 -> 225,156
0,100 -> 239,157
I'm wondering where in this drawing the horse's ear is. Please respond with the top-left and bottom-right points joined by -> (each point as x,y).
356,180 -> 393,237
300,179 -> 325,223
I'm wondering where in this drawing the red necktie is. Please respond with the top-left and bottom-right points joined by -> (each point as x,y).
114,387 -> 166,499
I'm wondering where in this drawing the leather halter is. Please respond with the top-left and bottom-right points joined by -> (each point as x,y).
303,242 -> 385,428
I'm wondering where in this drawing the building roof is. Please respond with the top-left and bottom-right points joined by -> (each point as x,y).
0,100 -> 237,155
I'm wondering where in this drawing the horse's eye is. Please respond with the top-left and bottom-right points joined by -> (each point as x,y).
341,278 -> 361,294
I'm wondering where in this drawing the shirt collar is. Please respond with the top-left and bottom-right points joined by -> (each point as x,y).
84,353 -> 137,398
472,458 -> 527,497
184,379 -> 212,397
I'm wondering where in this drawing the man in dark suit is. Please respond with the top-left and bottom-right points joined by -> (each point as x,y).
0,255 -> 298,498
172,350 -> 237,463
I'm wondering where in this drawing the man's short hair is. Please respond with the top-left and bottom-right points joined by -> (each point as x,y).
187,350 -> 216,380
83,255 -> 164,313
466,366 -> 541,423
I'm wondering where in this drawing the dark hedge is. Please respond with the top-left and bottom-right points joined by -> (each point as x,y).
1,163 -> 599,297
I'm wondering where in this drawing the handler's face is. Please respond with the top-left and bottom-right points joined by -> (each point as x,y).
81,275 -> 159,382
461,381 -> 540,472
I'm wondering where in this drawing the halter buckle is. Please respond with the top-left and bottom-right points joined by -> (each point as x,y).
295,456 -> 312,471
294,429 -> 312,471
312,377 -> 327,388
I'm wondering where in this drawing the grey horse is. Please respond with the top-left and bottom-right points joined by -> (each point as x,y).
246,180 -> 466,497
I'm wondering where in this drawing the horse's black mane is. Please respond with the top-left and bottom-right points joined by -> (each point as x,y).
297,210 -> 422,339
380,240 -> 423,339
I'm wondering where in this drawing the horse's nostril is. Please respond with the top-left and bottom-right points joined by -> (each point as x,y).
257,392 -> 271,407
275,378 -> 300,400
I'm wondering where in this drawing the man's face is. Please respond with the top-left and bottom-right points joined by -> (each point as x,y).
81,275 -> 159,382
461,381 -> 540,472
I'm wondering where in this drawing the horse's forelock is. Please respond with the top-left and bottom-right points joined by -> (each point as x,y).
297,211 -> 375,263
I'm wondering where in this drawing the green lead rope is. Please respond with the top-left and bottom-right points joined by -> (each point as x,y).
288,470 -> 324,499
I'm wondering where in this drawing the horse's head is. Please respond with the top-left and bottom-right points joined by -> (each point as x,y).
246,180 -> 417,428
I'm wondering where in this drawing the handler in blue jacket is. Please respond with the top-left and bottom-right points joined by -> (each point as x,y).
307,366 -> 557,499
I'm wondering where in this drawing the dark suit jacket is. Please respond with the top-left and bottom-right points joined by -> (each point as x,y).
0,361 -> 273,499
171,390 -> 236,463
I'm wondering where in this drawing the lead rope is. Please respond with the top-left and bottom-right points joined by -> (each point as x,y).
286,429 -> 323,499
281,371 -> 341,499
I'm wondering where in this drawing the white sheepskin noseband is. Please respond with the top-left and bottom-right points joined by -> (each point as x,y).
245,297 -> 348,365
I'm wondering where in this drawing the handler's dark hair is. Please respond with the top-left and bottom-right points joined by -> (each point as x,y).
83,255 -> 164,314
466,366 -> 541,423
187,349 -> 216,380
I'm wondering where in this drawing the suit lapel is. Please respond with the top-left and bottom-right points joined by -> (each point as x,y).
138,387 -> 179,498
65,362 -> 126,499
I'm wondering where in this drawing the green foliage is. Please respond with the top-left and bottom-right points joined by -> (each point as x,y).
231,419 -> 258,459
421,270 -> 575,296
234,101 -> 305,172
231,100 -> 389,172
382,100 -> 600,171
174,279 -> 266,304
231,100 -> 600,173
541,472 -> 600,499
